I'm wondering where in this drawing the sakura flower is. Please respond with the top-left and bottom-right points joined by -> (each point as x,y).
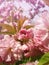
33,12 -> 49,53
41,11 -> 49,28
0,0 -> 4,4
0,0 -> 49,65
17,12 -> 49,58
0,35 -> 23,63
15,29 -> 33,42
16,28 -> 43,58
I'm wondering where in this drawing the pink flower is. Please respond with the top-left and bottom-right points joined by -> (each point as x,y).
17,12 -> 49,58
41,11 -> 49,28
15,29 -> 33,42
33,12 -> 49,52
16,28 -> 42,57
20,42 -> 42,58
0,0 -> 4,4
0,35 -> 23,63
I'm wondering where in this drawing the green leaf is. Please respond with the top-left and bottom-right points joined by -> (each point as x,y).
0,23 -> 16,34
38,52 -> 49,65
23,25 -> 34,29
17,17 -> 27,32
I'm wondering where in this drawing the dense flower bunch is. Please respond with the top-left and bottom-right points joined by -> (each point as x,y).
0,0 -> 45,23
0,0 -> 49,65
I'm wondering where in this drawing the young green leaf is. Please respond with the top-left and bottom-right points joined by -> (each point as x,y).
23,25 -> 34,29
38,52 -> 49,65
0,23 -> 16,34
17,17 -> 27,32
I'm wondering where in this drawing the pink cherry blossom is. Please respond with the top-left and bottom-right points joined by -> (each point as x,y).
32,11 -> 49,53
0,0 -> 49,65
16,29 -> 33,41
0,35 -> 23,63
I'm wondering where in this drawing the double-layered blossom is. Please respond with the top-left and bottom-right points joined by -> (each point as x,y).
0,0 -> 49,65
0,35 -> 23,63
